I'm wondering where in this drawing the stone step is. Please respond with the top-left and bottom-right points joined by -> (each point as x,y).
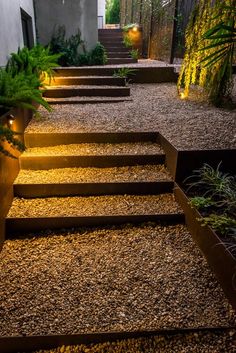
19,142 -> 165,169
14,165 -> 173,197
51,76 -> 126,86
45,96 -> 133,104
107,58 -> 137,65
6,193 -> 184,233
44,86 -> 130,98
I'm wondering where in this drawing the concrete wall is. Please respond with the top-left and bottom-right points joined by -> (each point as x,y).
0,0 -> 36,66
98,0 -> 106,28
34,0 -> 98,51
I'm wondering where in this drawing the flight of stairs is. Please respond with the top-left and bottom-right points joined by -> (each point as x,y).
6,132 -> 184,234
98,29 -> 138,65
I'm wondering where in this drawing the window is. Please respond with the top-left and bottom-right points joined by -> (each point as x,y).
21,8 -> 34,48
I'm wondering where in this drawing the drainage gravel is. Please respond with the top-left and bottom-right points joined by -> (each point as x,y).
7,194 -> 181,218
0,224 -> 235,337
26,83 -> 236,150
15,165 -> 171,184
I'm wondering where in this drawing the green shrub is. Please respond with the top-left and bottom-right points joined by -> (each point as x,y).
186,163 -> 236,238
89,42 -> 107,65
106,0 -> 120,24
201,214 -> 236,237
49,26 -> 85,66
190,196 -> 215,210
0,69 -> 51,114
0,125 -> 25,159
123,35 -> 133,48
6,45 -> 61,83
49,27 -> 107,67
130,49 -> 139,60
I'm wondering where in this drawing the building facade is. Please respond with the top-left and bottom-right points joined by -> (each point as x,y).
0,0 -> 99,67
0,0 -> 36,66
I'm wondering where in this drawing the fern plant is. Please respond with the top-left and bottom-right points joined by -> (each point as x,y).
0,69 -> 51,113
6,45 -> 61,83
0,124 -> 25,158
113,68 -> 137,86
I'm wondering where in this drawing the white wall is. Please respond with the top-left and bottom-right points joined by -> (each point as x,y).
98,0 -> 106,28
0,0 -> 36,66
34,0 -> 98,51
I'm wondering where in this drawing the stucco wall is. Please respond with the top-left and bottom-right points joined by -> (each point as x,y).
0,0 -> 36,66
98,0 -> 106,28
34,0 -> 98,51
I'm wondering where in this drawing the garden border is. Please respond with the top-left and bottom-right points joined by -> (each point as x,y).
0,327 -> 235,353
174,184 -> 236,311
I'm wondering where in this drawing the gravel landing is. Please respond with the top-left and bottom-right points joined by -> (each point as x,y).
27,82 -> 236,150
15,165 -> 172,184
0,224 -> 236,337
23,142 -> 163,157
7,194 -> 181,218
33,331 -> 236,353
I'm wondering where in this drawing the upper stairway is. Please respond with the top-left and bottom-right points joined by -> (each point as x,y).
98,29 -> 137,65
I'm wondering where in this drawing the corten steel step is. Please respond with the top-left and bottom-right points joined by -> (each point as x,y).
44,86 -> 130,98
19,154 -> 165,170
24,132 -> 160,147
103,47 -> 130,52
100,38 -> 123,43
51,76 -> 126,86
107,58 -> 137,65
6,192 -> 184,234
6,213 -> 185,234
102,42 -> 126,48
45,96 -> 133,104
99,35 -> 123,40
14,181 -> 174,198
107,52 -> 131,58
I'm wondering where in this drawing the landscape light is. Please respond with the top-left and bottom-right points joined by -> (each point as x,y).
180,92 -> 186,99
132,25 -> 138,32
7,114 -> 16,127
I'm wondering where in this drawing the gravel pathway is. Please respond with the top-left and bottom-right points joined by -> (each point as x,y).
15,165 -> 171,184
33,330 -> 236,353
0,224 -> 235,337
7,194 -> 181,218
27,83 -> 236,150
23,142 -> 163,157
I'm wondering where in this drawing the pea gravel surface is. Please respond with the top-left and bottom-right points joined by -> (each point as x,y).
23,142 -> 163,157
7,194 -> 181,218
15,165 -> 172,184
0,224 -> 236,337
32,331 -> 236,353
26,82 -> 236,150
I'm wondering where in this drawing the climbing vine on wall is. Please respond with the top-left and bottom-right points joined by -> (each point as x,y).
178,0 -> 236,107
